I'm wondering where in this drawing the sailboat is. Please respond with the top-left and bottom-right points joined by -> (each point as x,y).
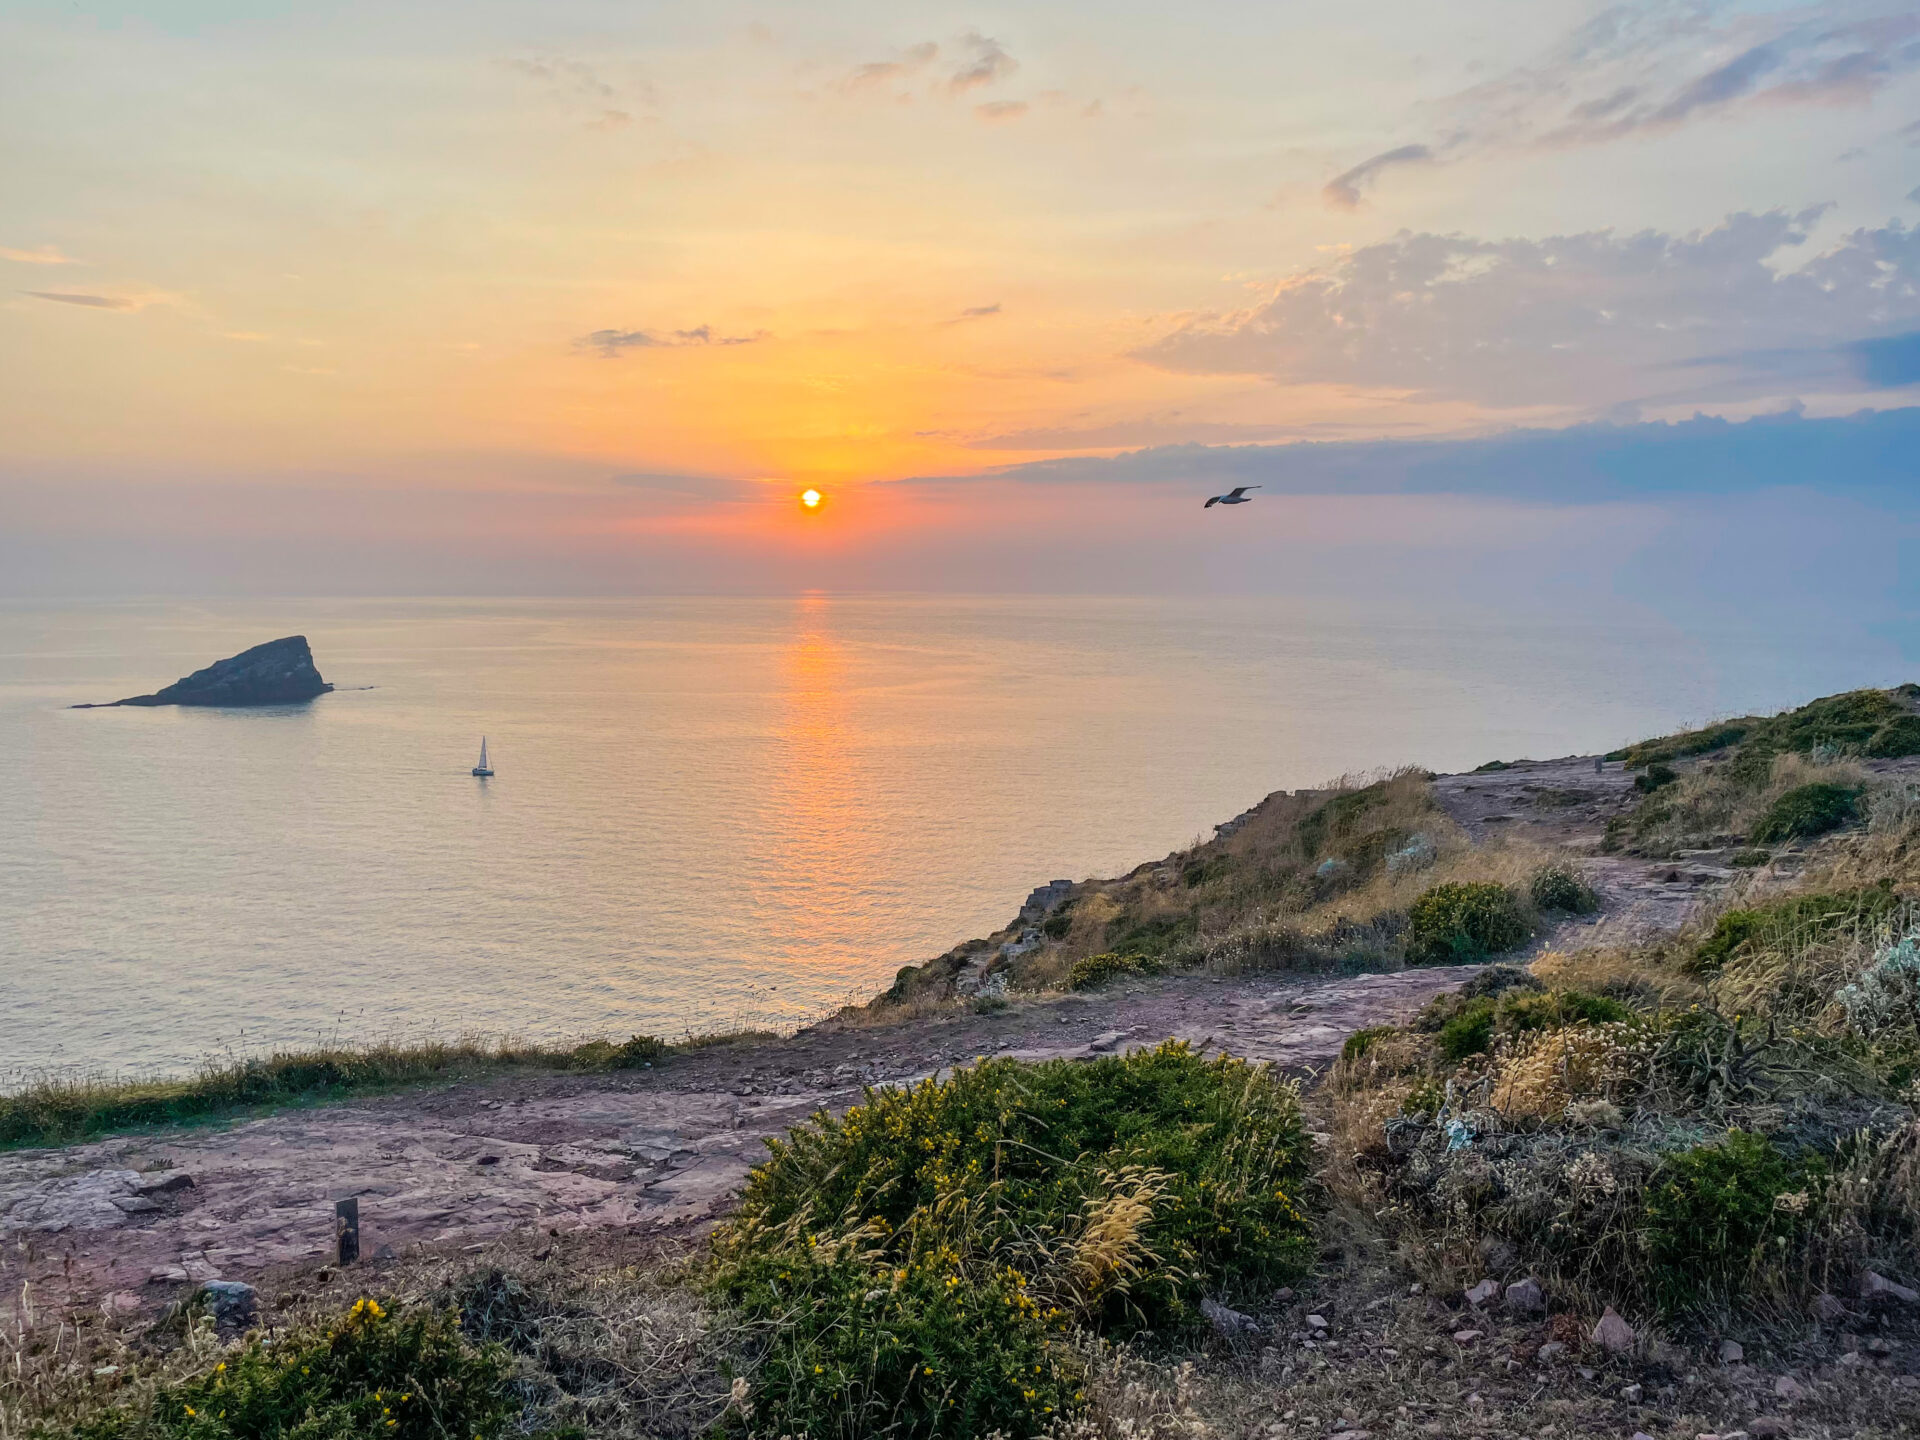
472,737 -> 494,777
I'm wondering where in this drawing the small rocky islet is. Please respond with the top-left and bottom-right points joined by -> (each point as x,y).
73,634 -> 332,708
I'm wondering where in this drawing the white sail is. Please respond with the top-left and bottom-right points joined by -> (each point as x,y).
478,737 -> 488,770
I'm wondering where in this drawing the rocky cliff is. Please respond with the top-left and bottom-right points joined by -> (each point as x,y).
77,636 -> 333,708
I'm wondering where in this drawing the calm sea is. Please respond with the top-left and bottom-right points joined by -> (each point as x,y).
1,595 -> 1908,1079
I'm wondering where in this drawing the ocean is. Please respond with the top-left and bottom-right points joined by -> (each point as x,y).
1,594 -> 1907,1079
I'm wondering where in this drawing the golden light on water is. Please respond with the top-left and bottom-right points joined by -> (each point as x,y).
800,488 -> 823,511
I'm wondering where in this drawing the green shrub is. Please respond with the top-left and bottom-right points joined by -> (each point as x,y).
1751,783 -> 1861,843
68,1300 -> 521,1440
1041,909 -> 1074,939
1296,783 -> 1388,858
1067,951 -> 1156,990
1687,887 -> 1900,975
1634,762 -> 1677,794
1613,688 -> 1909,768
1529,865 -> 1600,914
612,1034 -> 667,1068
1643,1131 -> 1821,1318
1406,883 -> 1531,964
1498,989 -> 1630,1035
708,1045 -> 1314,1439
1728,848 -> 1771,868
1437,998 -> 1497,1060
1866,715 -> 1920,758
1102,912 -> 1198,961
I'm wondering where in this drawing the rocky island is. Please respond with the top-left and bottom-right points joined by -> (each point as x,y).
74,635 -> 333,708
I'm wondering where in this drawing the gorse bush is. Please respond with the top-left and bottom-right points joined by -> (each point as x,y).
1067,951 -> 1157,991
708,1044 -> 1313,1440
1529,865 -> 1600,915
1406,882 -> 1530,964
1634,763 -> 1677,794
67,1300 -> 523,1440
1751,783 -> 1861,843
1643,1132 -> 1823,1319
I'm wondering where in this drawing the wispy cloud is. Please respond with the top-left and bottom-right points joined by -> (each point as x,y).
1142,208 -> 1920,412
948,31 -> 1016,94
1322,144 -> 1434,209
841,41 -> 940,91
23,290 -> 136,309
576,324 -> 762,357
958,303 -> 1001,319
975,100 -> 1027,122
1337,4 -> 1920,203
1,245 -> 83,266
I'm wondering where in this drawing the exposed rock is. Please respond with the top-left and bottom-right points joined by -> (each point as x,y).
1200,1296 -> 1259,1337
1809,1292 -> 1849,1322
1719,1339 -> 1745,1364
1859,1269 -> 1919,1304
1773,1375 -> 1805,1402
1019,880 -> 1074,921
1452,1329 -> 1483,1345
198,1280 -> 257,1335
1304,1313 -> 1329,1330
0,1169 -> 147,1234
1592,1306 -> 1636,1354
1088,1031 -> 1125,1053
1464,1277 -> 1500,1307
79,636 -> 331,708
135,1172 -> 195,1196
1535,1341 -> 1566,1363
1505,1277 -> 1546,1314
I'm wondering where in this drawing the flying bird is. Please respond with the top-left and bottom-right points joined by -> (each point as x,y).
1204,485 -> 1260,508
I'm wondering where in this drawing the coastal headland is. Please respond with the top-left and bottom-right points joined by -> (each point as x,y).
7,686 -> 1920,1440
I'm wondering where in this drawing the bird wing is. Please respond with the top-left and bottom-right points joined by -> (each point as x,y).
1225,486 -> 1247,499
1204,495 -> 1220,507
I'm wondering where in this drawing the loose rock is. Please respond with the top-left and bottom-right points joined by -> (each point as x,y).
1592,1306 -> 1636,1354
1859,1269 -> 1919,1304
1464,1277 -> 1500,1307
1718,1339 -> 1744,1364
198,1280 -> 258,1335
1504,1276 -> 1545,1314
1773,1375 -> 1805,1402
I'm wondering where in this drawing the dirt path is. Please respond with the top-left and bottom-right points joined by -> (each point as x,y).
4,753 -> 1752,1324
1432,753 -> 1732,936
0,965 -> 1484,1317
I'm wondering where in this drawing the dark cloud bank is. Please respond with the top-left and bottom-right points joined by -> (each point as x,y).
917,406 -> 1920,503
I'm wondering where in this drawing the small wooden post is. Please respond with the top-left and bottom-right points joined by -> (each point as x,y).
335,1198 -> 360,1266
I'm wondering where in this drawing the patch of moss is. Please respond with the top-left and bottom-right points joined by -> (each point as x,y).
1728,848 -> 1771,868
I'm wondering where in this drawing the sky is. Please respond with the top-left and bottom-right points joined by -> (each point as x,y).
2,0 -> 1918,604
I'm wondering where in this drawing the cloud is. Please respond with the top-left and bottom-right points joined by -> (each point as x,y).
904,407 -> 1920,504
1322,144 -> 1434,209
1141,209 -> 1920,412
1340,6 -> 1920,202
948,32 -> 1016,94
1,245 -> 82,266
842,41 -> 939,91
1847,332 -> 1920,387
975,100 -> 1028,122
23,290 -> 135,309
576,325 -> 762,357
957,304 -> 1001,319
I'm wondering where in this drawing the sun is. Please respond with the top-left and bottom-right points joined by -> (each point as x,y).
799,488 -> 823,510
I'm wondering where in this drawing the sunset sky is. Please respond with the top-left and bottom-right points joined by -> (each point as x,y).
4,0 -> 1918,597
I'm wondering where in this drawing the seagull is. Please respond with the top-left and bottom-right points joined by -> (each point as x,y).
1204,485 -> 1260,508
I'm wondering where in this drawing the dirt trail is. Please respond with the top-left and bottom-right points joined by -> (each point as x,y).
3,754 -> 1744,1321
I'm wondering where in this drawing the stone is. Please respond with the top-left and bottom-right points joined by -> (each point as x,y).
1718,1339 -> 1744,1364
1504,1277 -> 1546,1314
1200,1296 -> 1258,1337
1592,1306 -> 1636,1354
1088,1031 -> 1125,1053
1535,1341 -> 1567,1363
1836,1351 -> 1866,1368
1773,1375 -> 1805,1402
1620,1383 -> 1643,1402
135,1173 -> 195,1196
147,1266 -> 189,1284
78,636 -> 332,708
1274,1286 -> 1296,1302
1451,1329 -> 1483,1345
1748,1418 -> 1791,1438
198,1280 -> 258,1334
1304,1314 -> 1329,1330
1859,1269 -> 1919,1304
1866,1336 -> 1894,1355
1464,1278 -> 1500,1307
0,1169 -> 148,1235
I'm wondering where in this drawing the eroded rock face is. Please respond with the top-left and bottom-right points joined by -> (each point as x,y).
79,636 -> 332,708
